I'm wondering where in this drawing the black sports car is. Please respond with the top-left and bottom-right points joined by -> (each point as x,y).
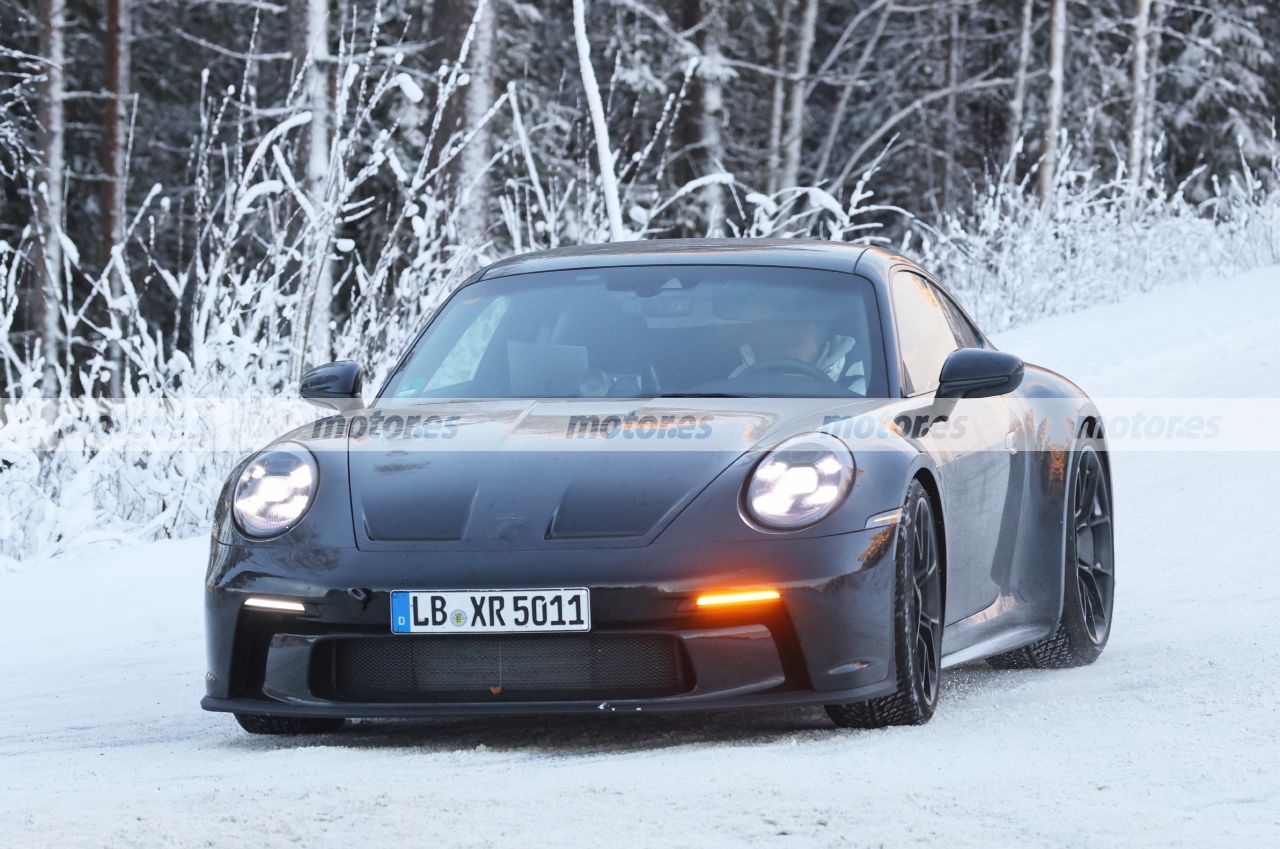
203,239 -> 1114,734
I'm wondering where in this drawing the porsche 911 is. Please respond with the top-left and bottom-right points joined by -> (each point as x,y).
203,239 -> 1114,734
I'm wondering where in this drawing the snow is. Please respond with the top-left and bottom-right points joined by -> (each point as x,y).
233,179 -> 284,218
392,72 -> 424,104
3,269 -> 1280,847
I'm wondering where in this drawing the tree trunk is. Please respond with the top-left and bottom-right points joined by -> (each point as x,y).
426,0 -> 470,160
764,0 -> 793,194
942,1 -> 962,214
780,0 -> 818,190
427,0 -> 496,248
1039,0 -> 1066,204
698,28 -> 726,236
35,0 -> 66,397
290,0 -> 333,365
1006,0 -> 1034,180
681,0 -> 727,235
1127,0 -> 1151,194
457,0 -> 495,246
103,0 -> 131,397
1143,0 -> 1165,182
572,0 -> 625,241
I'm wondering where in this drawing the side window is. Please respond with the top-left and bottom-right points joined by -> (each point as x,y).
935,288 -> 984,349
891,271 -> 960,395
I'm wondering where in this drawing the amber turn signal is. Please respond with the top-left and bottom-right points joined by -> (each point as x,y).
695,590 -> 781,608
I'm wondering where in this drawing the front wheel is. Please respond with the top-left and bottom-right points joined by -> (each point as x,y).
827,479 -> 943,728
988,439 -> 1114,669
234,713 -> 346,735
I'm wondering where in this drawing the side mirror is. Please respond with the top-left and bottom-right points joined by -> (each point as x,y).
301,361 -> 365,412
936,348 -> 1024,400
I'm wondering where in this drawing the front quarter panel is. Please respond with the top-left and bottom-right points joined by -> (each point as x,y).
210,419 -> 355,550
659,398 -> 931,544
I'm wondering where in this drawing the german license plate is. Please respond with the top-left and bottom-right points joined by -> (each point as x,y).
390,589 -> 591,634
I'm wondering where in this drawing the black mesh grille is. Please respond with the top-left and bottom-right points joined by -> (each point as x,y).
313,634 -> 689,702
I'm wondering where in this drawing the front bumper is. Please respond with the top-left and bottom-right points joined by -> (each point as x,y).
202,526 -> 899,718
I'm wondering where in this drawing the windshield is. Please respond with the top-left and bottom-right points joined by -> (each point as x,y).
381,265 -> 887,400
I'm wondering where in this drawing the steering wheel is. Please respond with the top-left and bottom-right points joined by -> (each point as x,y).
735,358 -> 833,383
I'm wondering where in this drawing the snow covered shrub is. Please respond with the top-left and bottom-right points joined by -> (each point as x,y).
908,143 -> 1280,332
1,35 -> 475,564
1213,140 -> 1280,272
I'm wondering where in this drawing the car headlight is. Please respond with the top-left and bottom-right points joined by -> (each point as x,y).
232,442 -> 318,538
744,433 -> 854,530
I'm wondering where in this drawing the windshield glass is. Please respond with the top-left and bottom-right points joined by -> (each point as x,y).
381,265 -> 886,400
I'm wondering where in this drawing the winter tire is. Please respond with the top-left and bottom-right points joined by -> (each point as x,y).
988,438 -> 1114,669
827,479 -> 943,728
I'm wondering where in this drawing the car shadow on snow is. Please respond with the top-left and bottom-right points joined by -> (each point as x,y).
222,664 -> 1012,756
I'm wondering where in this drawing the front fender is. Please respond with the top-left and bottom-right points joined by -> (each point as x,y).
659,400 -> 928,544
211,423 -> 356,550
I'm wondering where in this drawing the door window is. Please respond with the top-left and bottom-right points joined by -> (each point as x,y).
891,271 -> 960,395
935,288 -> 984,349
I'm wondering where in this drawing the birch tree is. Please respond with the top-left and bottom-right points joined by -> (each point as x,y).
697,29 -> 726,236
1142,0 -> 1165,173
681,0 -> 727,235
1127,0 -> 1153,192
290,0 -> 333,364
1039,0 -> 1067,203
458,0 -> 495,246
34,0 -> 66,397
780,0 -> 819,190
764,0 -> 793,194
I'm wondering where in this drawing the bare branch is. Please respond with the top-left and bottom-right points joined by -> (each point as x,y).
834,73 -> 1016,188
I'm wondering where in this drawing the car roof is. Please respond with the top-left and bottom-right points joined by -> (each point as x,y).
478,238 -> 908,282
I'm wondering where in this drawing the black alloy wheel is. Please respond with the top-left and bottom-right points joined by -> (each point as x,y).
1072,445 -> 1114,645
827,478 -> 943,728
988,438 -> 1115,669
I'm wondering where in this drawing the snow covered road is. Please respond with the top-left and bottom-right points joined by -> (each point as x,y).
3,269 -> 1279,848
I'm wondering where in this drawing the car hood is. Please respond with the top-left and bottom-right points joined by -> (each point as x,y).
340,397 -> 889,550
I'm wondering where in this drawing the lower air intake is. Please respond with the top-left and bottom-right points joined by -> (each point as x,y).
313,634 -> 690,702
